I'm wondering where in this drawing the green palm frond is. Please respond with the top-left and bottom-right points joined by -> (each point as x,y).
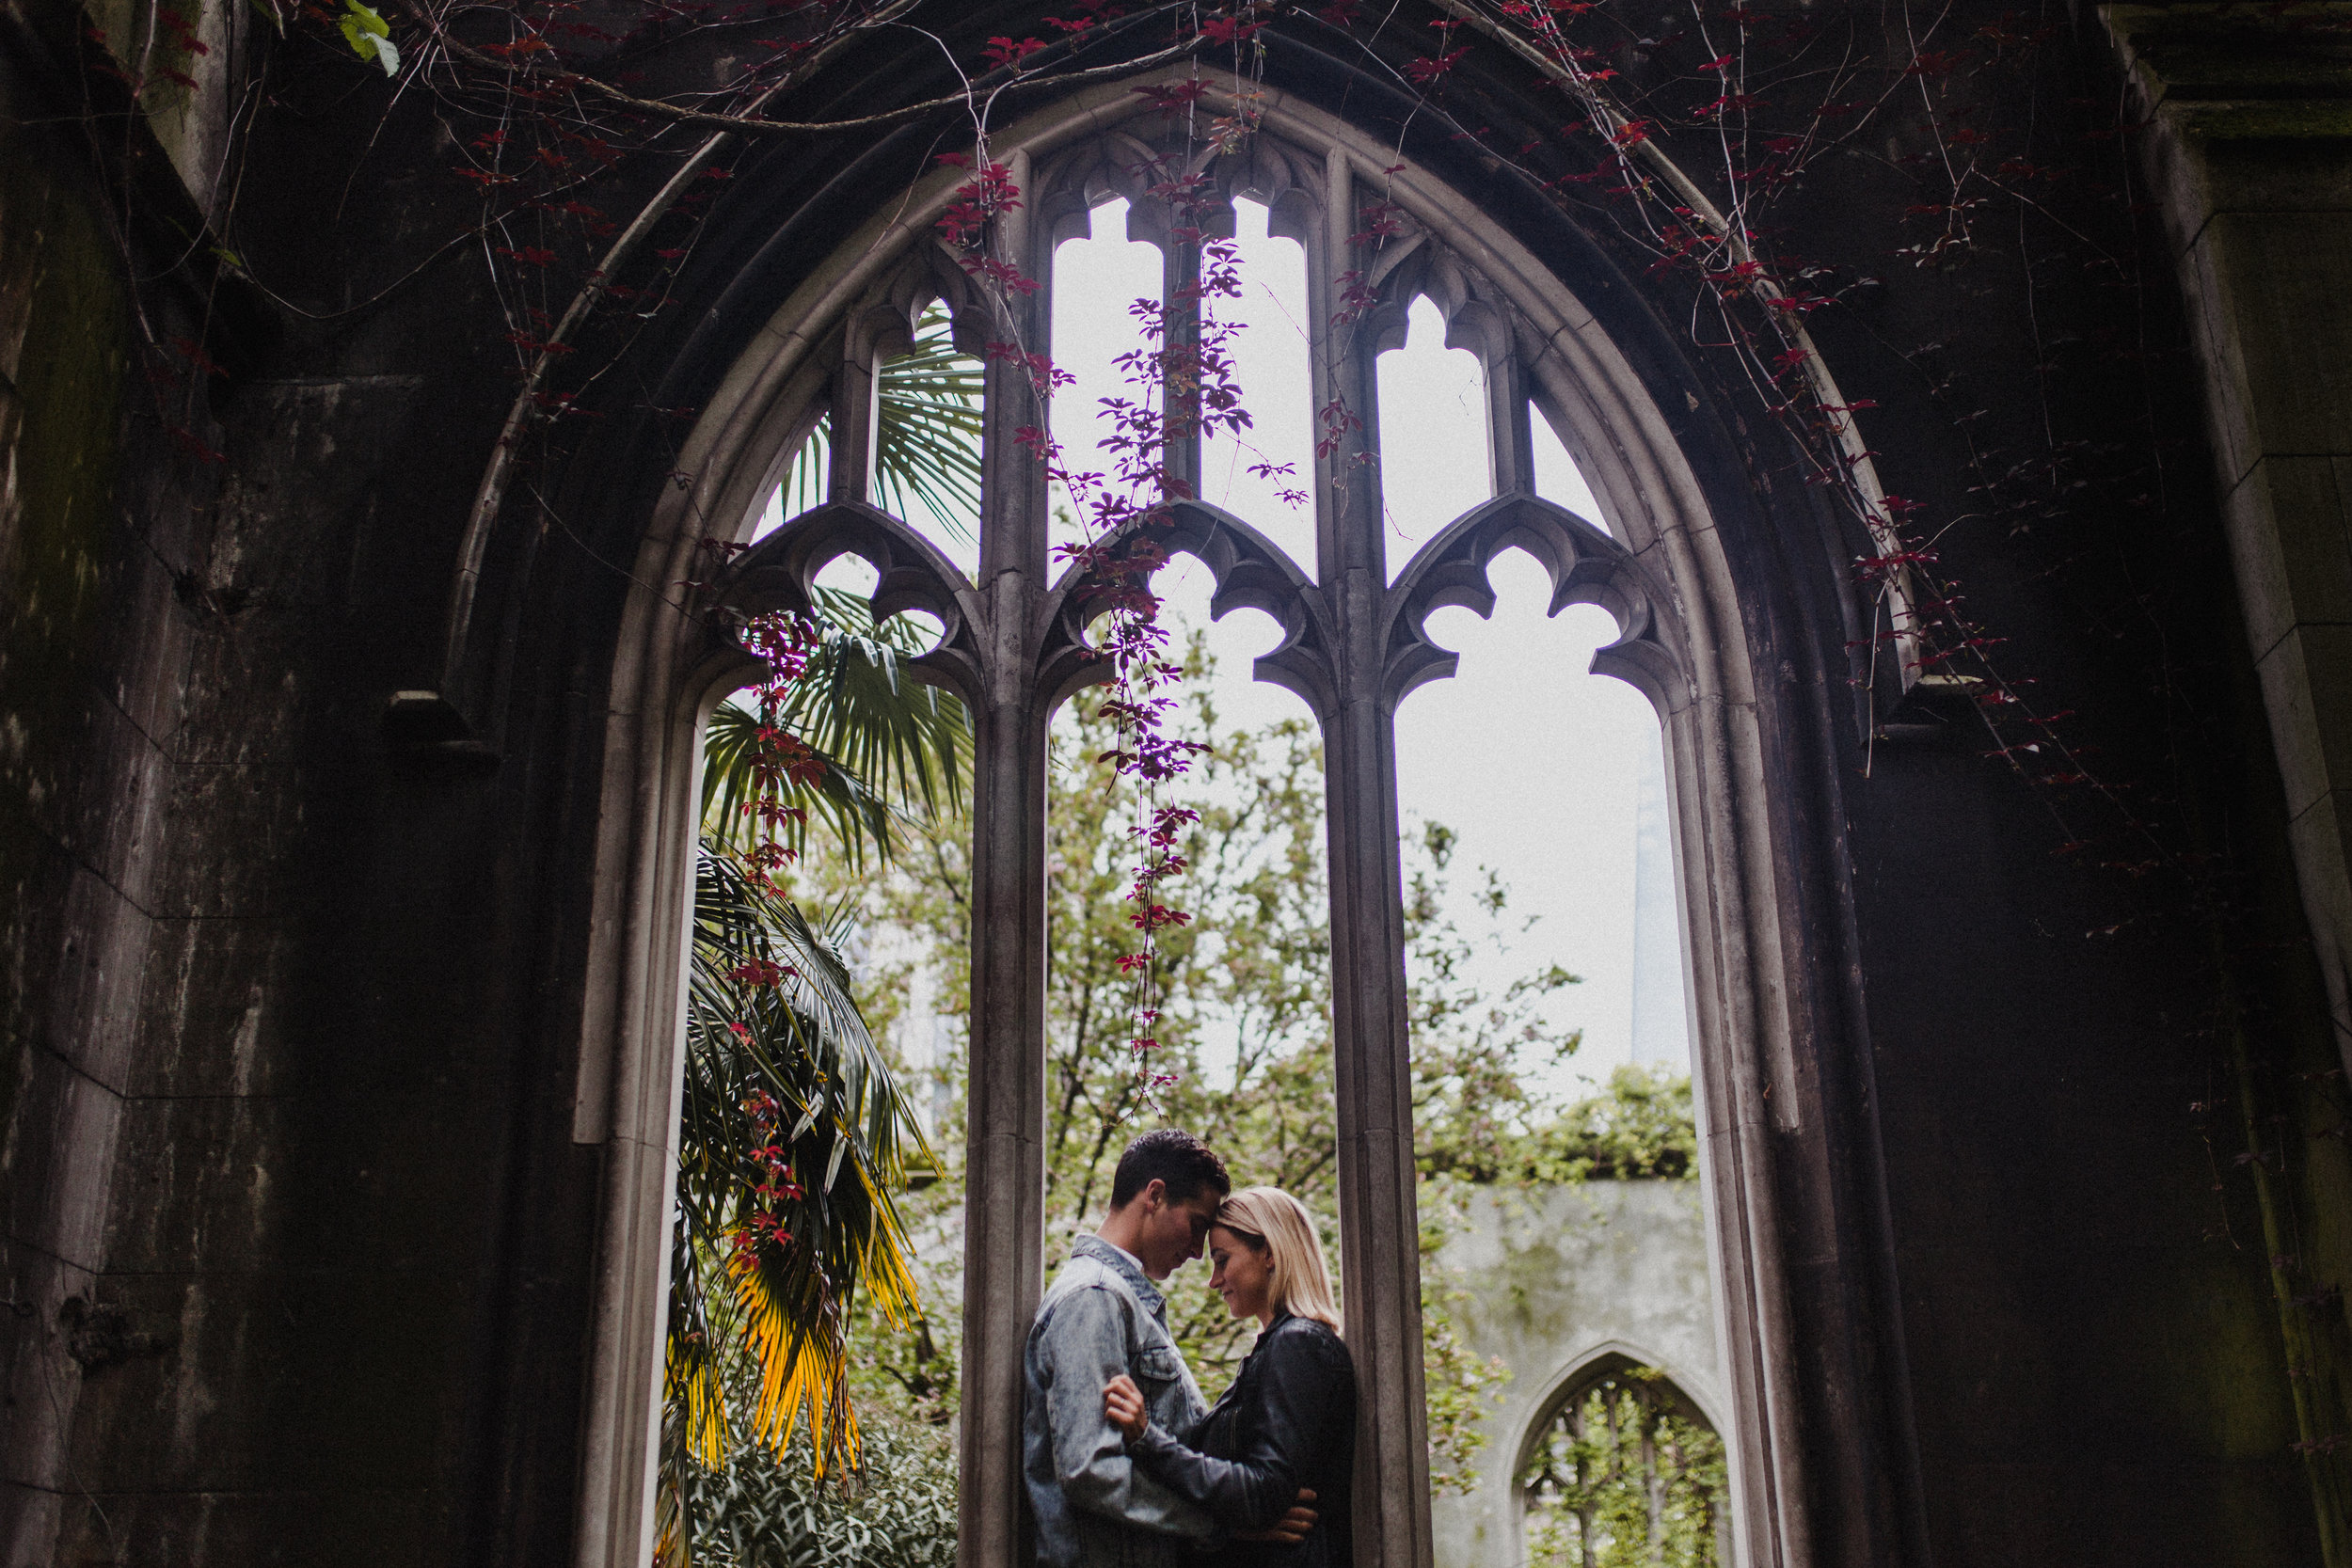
774,304 -> 984,538
703,589 -> 972,868
872,325 -> 984,531
702,700 -> 895,870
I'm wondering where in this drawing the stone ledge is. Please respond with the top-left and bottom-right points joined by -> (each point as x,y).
2106,4 -> 2352,110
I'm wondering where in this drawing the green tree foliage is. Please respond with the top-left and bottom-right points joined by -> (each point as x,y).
1406,819 -> 1584,1185
1527,1067 -> 1700,1183
850,639 -> 1582,1484
1426,1064 -> 1700,1186
1519,1366 -> 1730,1568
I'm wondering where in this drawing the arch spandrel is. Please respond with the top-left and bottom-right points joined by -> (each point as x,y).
1383,493 -> 1688,718
566,64 -> 1907,1568
715,499 -> 987,706
1041,500 -> 1340,721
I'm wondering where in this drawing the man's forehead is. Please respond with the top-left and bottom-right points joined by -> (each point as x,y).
1180,1192 -> 1223,1223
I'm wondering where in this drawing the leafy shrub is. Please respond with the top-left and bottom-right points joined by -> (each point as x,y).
675,1390 -> 958,1568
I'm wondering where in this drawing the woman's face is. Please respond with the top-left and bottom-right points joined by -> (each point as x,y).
1207,1226 -> 1276,1323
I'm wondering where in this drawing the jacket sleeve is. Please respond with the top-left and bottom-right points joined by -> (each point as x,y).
1036,1286 -> 1216,1539
1124,1329 -> 1335,1533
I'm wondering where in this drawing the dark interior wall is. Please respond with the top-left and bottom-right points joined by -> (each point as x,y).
0,1 -> 2345,1564
0,0 -> 607,1553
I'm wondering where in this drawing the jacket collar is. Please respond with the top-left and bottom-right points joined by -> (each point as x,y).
1249,1307 -> 1295,1348
1073,1233 -> 1167,1316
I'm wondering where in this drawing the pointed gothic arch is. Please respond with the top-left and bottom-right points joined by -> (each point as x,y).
1515,1348 -> 1736,1568
545,67 -> 1914,1568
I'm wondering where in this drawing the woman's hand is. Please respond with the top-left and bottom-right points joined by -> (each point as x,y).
1104,1373 -> 1148,1440
1235,1489 -> 1318,1544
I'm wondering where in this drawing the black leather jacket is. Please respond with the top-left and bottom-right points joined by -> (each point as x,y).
1124,1313 -> 1357,1568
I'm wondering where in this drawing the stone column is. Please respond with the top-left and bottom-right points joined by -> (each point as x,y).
828,325 -> 880,506
1312,144 -> 1438,1568
1161,218 -> 1203,502
959,148 -> 1054,1568
2108,8 -> 2352,1549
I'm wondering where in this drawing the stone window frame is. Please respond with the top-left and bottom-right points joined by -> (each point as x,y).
560,70 -> 1887,1568
1512,1345 -> 1737,1568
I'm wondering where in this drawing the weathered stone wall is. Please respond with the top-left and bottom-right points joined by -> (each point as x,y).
0,22 -> 220,1557
1430,1181 -> 1723,1568
0,0 -> 579,1555
0,2 -> 2346,1564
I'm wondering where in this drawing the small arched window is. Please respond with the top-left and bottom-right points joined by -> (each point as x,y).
1519,1357 -> 1732,1568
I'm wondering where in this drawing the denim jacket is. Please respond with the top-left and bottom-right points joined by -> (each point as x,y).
1024,1237 -> 1215,1568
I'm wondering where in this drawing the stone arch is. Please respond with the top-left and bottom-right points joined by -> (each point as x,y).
1512,1346 -> 1737,1568
1514,1342 -> 1735,1483
553,66 -> 1894,1568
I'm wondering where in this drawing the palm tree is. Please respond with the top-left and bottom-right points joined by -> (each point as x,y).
660,847 -> 932,1564
669,851 -> 925,1465
658,308 -> 982,1564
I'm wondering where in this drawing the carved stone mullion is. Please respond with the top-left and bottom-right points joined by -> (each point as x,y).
1161,225 -> 1204,502
1313,141 -> 1438,1568
960,143 -> 1056,1568
978,149 -> 1050,586
1318,146 -> 1385,590
1482,337 -> 1538,499
828,323 -> 881,506
1321,674 -> 1437,1568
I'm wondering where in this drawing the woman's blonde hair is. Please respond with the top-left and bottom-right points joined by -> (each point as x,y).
1214,1187 -> 1342,1335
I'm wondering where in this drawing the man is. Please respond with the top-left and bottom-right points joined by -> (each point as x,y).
1024,1129 -> 1315,1568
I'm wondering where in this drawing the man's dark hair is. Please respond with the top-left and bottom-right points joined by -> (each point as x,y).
1109,1129 -> 1231,1209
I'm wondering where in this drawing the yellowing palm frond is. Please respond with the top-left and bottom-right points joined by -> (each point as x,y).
668,845 -> 936,1486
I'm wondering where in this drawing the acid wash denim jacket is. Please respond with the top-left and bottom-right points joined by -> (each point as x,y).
1024,1236 -> 1215,1568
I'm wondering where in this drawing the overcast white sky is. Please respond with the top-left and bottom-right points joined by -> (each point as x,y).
788,197 -> 1690,1103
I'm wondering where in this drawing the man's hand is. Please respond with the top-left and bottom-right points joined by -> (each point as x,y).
1235,1488 -> 1318,1544
1103,1373 -> 1149,1440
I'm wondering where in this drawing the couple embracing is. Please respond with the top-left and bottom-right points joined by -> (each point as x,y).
1023,1129 -> 1358,1568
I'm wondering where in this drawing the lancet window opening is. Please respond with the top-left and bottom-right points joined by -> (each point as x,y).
706,117 -> 1694,1568
1518,1357 -> 1733,1568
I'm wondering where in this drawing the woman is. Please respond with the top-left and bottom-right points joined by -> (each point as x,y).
1103,1187 -> 1357,1568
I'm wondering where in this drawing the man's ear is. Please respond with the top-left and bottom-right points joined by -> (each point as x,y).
1139,1177 -> 1167,1212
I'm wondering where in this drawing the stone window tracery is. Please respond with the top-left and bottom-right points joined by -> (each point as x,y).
1519,1356 -> 1732,1568
698,103 -> 1724,1568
